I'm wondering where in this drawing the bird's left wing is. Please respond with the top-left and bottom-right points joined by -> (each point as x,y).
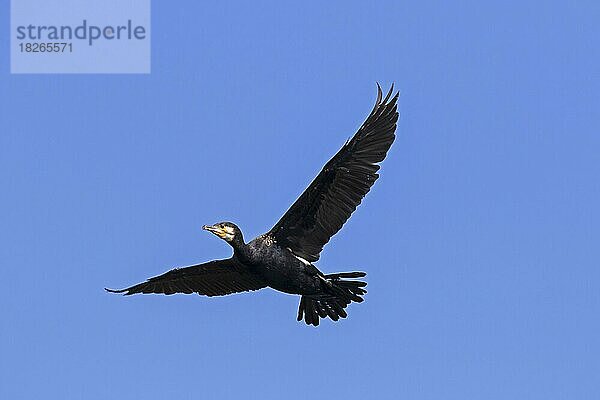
267,84 -> 399,262
105,258 -> 267,297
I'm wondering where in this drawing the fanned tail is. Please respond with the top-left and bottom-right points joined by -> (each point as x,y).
297,271 -> 367,327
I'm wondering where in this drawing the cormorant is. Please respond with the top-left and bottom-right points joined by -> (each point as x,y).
106,84 -> 399,326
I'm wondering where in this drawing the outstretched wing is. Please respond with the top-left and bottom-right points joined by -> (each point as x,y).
268,84 -> 399,262
105,258 -> 267,297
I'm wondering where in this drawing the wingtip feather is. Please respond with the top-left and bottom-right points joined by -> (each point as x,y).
383,83 -> 394,103
105,287 -> 128,294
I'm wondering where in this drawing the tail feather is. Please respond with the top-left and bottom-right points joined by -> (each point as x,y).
325,272 -> 366,279
297,271 -> 367,327
314,301 -> 328,319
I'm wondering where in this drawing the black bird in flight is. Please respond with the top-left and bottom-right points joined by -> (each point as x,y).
106,84 -> 399,326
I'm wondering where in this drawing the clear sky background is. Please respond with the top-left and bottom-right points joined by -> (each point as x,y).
1,1 -> 599,399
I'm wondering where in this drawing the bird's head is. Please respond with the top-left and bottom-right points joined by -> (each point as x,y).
202,222 -> 242,244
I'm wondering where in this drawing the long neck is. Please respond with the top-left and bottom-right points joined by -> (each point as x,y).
229,233 -> 248,257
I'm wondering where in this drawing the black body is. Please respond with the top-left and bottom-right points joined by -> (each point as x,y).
107,84 -> 399,326
239,235 -> 316,294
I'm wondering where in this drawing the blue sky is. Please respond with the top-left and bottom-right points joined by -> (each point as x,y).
1,1 -> 599,399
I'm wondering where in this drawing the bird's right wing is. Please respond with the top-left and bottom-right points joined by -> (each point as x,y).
105,258 -> 267,297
